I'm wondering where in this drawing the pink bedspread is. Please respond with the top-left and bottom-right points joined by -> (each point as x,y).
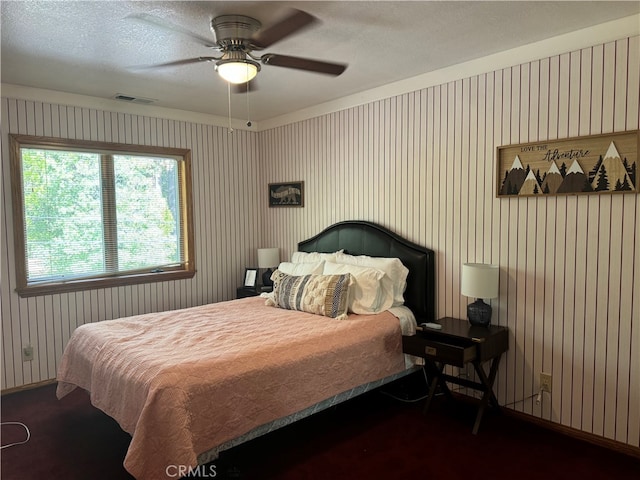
56,297 -> 405,480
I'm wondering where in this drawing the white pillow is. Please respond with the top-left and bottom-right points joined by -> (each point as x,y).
277,261 -> 324,276
323,262 -> 394,314
291,250 -> 342,264
334,252 -> 409,307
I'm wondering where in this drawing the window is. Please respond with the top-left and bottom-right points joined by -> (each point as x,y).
10,135 -> 195,297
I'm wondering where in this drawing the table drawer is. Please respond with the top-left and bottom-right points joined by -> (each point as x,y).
402,335 -> 476,367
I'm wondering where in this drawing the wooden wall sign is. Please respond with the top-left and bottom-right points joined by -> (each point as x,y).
496,131 -> 638,197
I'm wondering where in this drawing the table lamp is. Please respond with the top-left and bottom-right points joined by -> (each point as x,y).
461,263 -> 499,326
258,247 -> 280,288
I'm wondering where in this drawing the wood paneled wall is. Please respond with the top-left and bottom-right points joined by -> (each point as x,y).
259,37 -> 639,447
0,101 -> 262,389
1,35 -> 637,450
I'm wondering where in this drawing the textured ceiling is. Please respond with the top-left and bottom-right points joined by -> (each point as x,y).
2,1 -> 639,123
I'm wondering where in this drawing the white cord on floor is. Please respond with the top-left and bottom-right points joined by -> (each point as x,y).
1,422 -> 31,449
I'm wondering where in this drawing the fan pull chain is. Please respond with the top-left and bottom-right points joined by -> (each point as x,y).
246,79 -> 252,128
227,82 -> 234,133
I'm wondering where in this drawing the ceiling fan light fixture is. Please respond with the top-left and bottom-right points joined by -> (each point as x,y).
216,58 -> 260,84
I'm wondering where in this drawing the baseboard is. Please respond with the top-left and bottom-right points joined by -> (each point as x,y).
503,408 -> 640,460
1,378 -> 57,396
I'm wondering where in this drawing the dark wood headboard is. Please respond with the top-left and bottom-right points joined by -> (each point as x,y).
298,221 -> 436,323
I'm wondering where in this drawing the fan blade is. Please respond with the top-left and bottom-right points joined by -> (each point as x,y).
131,57 -> 217,70
250,9 -> 317,49
128,13 -> 219,49
262,54 -> 346,76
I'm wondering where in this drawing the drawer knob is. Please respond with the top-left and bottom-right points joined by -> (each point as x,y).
425,346 -> 437,356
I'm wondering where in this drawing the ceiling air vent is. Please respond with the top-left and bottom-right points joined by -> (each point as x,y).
113,94 -> 156,105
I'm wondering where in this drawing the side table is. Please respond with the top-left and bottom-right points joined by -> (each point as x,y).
237,286 -> 272,299
402,317 -> 509,434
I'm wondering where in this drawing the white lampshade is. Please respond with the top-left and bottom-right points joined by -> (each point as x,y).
257,248 -> 280,269
217,60 -> 259,84
461,263 -> 499,299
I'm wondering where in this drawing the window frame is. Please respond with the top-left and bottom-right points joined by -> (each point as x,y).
9,134 -> 196,297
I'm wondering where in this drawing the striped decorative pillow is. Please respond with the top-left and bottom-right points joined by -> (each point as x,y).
268,270 -> 351,319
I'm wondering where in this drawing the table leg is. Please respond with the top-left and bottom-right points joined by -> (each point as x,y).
422,361 -> 447,415
471,354 -> 503,434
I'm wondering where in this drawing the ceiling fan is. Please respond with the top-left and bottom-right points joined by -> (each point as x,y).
132,9 -> 347,89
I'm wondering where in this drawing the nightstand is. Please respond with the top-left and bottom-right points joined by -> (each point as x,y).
236,286 -> 272,299
402,317 -> 509,434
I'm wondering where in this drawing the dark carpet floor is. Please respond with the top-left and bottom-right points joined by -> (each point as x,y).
2,377 -> 639,479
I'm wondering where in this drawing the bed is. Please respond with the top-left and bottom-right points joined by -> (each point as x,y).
56,220 -> 436,480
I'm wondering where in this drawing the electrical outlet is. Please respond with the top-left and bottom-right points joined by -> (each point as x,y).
540,372 -> 552,393
22,344 -> 34,362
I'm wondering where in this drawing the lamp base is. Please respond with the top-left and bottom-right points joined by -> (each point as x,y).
262,268 -> 274,287
467,299 -> 492,327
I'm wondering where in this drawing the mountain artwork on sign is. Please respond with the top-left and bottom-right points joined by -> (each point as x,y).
496,131 -> 638,197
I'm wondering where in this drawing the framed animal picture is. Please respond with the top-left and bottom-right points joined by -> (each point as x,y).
268,181 -> 304,207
